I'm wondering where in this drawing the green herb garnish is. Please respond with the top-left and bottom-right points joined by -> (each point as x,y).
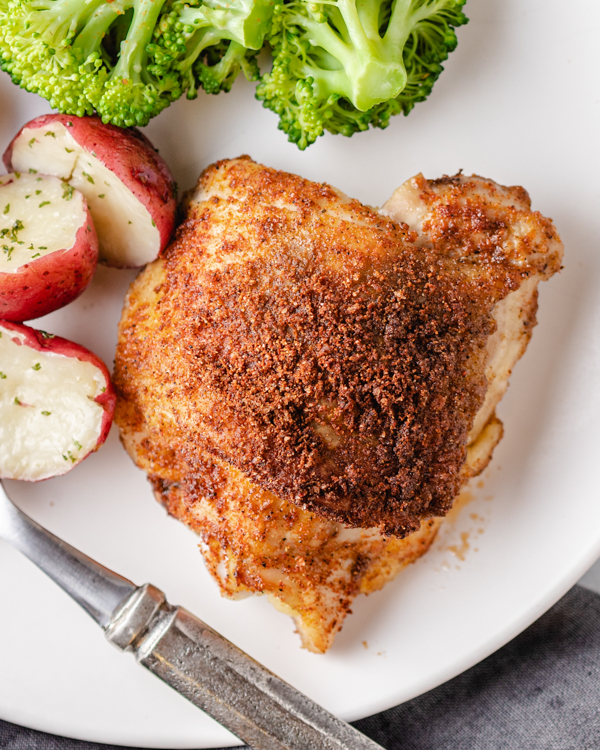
0,219 -> 25,244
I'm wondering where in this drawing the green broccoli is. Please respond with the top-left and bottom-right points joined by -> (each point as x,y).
194,40 -> 260,96
0,0 -> 466,140
255,0 -> 468,149
0,0 -> 274,127
151,0 -> 272,99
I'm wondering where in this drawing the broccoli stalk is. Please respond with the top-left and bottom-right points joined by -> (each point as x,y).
0,0 -> 274,126
256,0 -> 468,148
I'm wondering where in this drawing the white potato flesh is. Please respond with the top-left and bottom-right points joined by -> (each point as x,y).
0,173 -> 85,272
10,122 -> 159,267
0,326 -> 106,480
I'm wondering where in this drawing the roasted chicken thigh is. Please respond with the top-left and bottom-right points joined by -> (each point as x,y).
114,158 -> 562,651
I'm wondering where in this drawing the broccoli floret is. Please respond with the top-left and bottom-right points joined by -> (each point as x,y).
151,0 -> 271,98
0,0 -> 182,125
93,0 -> 184,126
194,40 -> 260,95
0,0 -> 274,126
256,0 -> 468,149
0,0 -> 106,118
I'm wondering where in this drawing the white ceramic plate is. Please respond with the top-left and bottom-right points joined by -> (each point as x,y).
1,0 -> 599,747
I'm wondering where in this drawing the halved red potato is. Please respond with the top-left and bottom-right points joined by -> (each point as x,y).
0,172 -> 98,322
0,321 -> 115,481
4,115 -> 177,268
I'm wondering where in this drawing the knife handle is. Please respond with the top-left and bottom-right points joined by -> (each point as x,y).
105,584 -> 384,750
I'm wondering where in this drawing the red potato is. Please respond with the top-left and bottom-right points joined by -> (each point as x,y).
0,172 -> 98,322
4,114 -> 177,268
0,321 -> 115,481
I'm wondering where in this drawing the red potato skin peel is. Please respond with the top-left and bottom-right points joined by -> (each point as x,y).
0,320 -> 116,477
4,114 -> 178,266
0,201 -> 98,322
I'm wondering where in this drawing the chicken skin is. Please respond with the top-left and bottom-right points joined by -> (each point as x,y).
114,159 -> 562,651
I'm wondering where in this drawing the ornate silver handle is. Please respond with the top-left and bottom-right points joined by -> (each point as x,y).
106,584 -> 384,750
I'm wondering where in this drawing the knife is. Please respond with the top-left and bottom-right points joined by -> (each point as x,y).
0,480 -> 384,750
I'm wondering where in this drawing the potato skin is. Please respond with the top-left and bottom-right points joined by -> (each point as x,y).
0,320 -> 116,455
4,114 -> 177,260
0,201 -> 98,322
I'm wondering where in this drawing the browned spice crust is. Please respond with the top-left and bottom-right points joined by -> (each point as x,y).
114,158 -> 559,536
149,457 -> 442,653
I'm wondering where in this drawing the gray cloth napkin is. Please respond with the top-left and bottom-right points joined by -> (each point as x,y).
2,584 -> 599,750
